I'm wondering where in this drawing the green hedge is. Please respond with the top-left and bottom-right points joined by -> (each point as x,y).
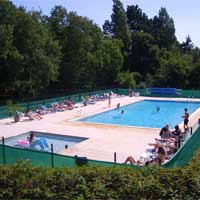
1,150 -> 200,199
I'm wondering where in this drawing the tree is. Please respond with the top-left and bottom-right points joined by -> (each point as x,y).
55,12 -> 104,89
152,7 -> 176,49
126,5 -> 150,33
102,20 -> 113,36
154,53 -> 190,88
126,31 -> 160,77
0,1 -> 61,97
0,24 -> 22,95
96,38 -> 123,87
181,35 -> 194,54
188,61 -> 200,89
117,71 -> 136,88
47,6 -> 68,44
191,47 -> 200,64
103,0 -> 131,50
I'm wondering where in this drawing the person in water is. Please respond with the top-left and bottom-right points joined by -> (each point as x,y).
156,106 -> 160,112
27,132 -> 49,150
121,110 -> 124,114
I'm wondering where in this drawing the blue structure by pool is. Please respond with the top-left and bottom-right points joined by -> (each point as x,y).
79,100 -> 200,128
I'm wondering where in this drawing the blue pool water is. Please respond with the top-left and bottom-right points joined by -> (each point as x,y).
3,132 -> 88,153
79,100 -> 200,128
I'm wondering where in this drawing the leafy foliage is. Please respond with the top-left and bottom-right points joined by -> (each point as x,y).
154,52 -> 190,88
103,0 -> 131,50
117,71 -> 136,88
1,151 -> 200,200
151,7 -> 176,49
1,0 -> 200,100
0,1 -> 61,98
126,5 -> 150,33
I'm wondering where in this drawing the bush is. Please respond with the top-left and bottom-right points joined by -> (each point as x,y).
6,100 -> 23,117
1,152 -> 200,199
117,71 -> 136,88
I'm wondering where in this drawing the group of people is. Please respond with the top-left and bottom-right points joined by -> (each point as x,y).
124,108 -> 190,166
14,91 -> 120,122
128,88 -> 140,97
50,100 -> 74,112
81,91 -> 118,108
14,100 -> 75,122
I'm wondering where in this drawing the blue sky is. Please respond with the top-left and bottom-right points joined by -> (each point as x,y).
12,0 -> 200,47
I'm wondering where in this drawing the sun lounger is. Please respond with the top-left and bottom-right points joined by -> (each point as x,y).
40,138 -> 49,150
30,138 -> 49,151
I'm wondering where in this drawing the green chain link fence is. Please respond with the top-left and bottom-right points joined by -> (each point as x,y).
2,88 -> 200,119
1,88 -> 200,168
1,125 -> 200,168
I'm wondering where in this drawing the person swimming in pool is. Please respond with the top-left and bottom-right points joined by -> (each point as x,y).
156,106 -> 160,112
121,110 -> 124,114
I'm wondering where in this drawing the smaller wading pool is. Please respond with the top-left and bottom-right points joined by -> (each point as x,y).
2,131 -> 88,153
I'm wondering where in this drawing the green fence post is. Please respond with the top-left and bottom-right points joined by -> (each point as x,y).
190,127 -> 193,135
114,152 -> 116,163
51,144 -> 54,168
2,137 -> 6,164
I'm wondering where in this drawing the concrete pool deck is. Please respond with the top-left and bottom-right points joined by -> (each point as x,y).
0,96 -> 200,163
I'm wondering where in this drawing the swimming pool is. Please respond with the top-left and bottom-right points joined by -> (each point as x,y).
3,131 -> 88,153
79,100 -> 200,128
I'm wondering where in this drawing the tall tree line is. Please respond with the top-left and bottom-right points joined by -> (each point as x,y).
104,1 -> 200,89
0,1 -> 200,99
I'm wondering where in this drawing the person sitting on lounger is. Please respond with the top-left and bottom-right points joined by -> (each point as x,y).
147,145 -> 167,165
87,97 -> 96,104
52,103 -> 59,112
66,100 -> 74,110
59,100 -> 67,110
159,124 -> 171,138
14,110 -> 24,122
35,107 -> 46,115
128,88 -> 134,97
149,140 -> 178,157
124,145 -> 167,165
124,156 -> 143,165
25,109 -> 43,120
171,125 -> 182,139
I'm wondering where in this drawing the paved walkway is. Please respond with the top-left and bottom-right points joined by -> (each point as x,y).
0,96 -> 200,163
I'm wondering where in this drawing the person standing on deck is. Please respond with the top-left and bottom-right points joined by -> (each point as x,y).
108,92 -> 112,107
182,108 -> 189,132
